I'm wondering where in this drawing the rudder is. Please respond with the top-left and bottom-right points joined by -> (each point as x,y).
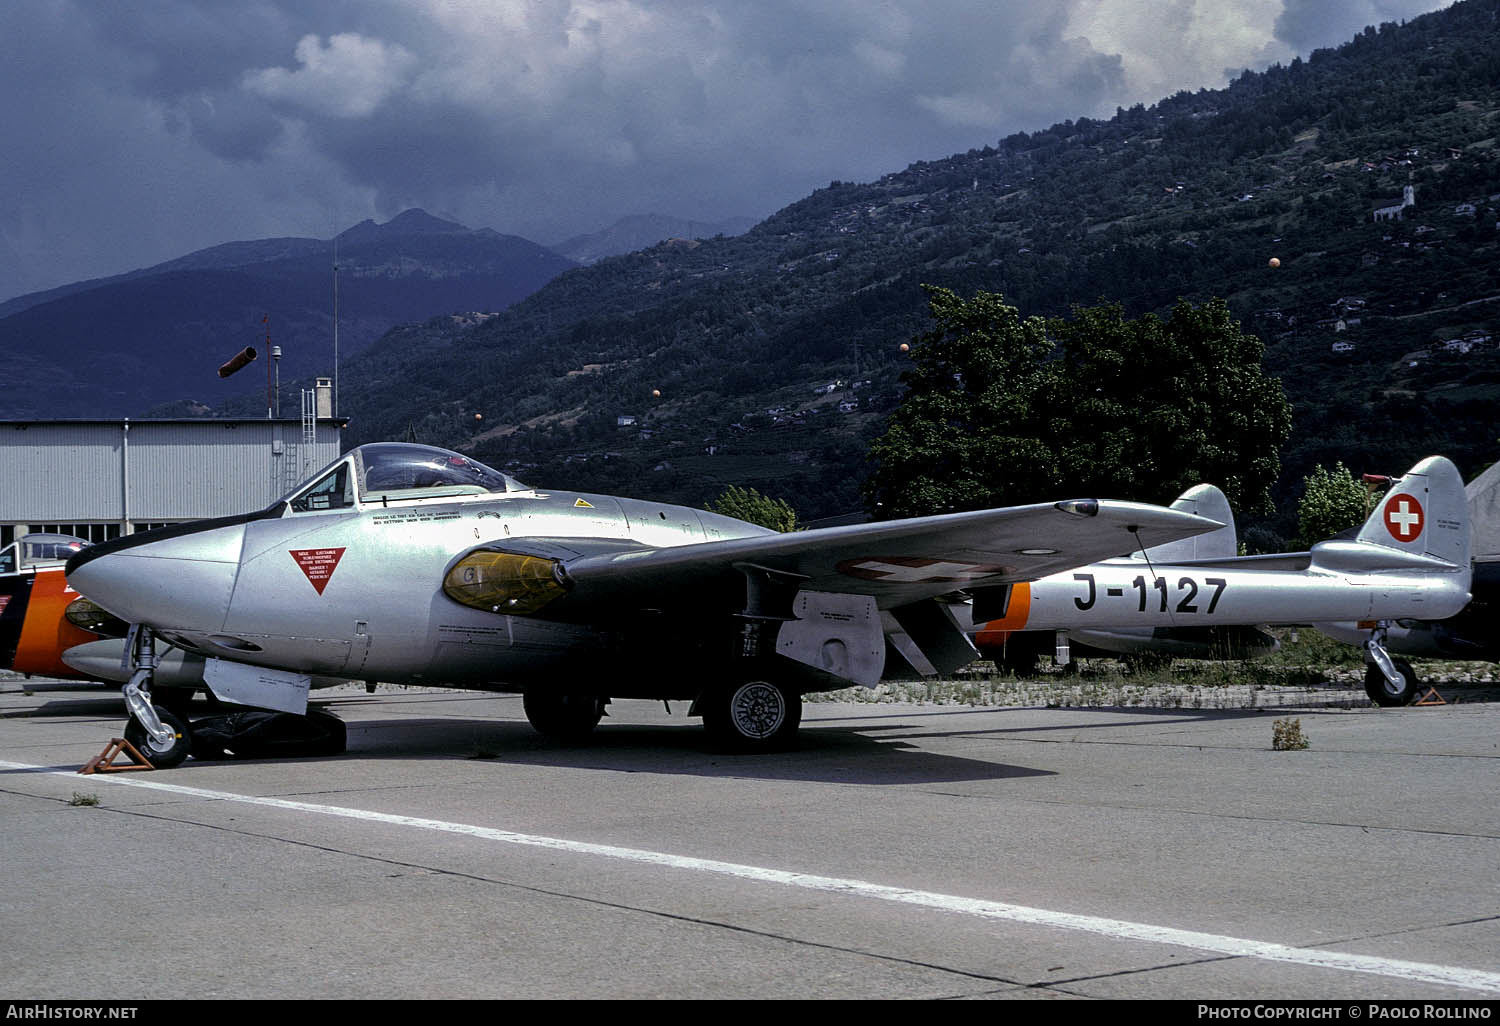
1355,456 -> 1469,568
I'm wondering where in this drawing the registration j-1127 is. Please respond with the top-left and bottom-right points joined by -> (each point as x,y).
1071,573 -> 1228,614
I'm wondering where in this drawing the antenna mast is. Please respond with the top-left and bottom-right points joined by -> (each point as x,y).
263,314 -> 272,419
332,233 -> 340,417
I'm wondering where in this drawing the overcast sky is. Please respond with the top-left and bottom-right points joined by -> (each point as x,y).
1,0 -> 1453,302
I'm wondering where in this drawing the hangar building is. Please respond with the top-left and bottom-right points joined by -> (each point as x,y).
0,387 -> 344,548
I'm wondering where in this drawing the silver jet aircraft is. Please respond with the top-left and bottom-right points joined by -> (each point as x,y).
969,456 -> 1472,702
973,482 -> 1284,669
63,442 -> 1222,766
1315,455 -> 1500,703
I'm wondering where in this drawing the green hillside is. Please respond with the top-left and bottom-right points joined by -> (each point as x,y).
338,0 -> 1500,540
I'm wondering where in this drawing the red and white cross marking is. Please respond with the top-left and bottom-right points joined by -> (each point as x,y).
1382,493 -> 1424,543
839,556 -> 1009,583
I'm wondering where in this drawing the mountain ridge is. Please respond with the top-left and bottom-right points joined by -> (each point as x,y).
330,0 -> 1500,534
0,210 -> 578,418
552,213 -> 758,265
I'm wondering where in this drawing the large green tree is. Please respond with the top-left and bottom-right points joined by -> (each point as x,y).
865,288 -> 1291,518
862,287 -> 1058,519
1297,462 -> 1375,545
1048,297 -> 1291,515
708,485 -> 798,532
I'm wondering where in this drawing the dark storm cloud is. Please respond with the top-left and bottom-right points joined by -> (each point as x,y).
0,0 -> 1456,302
1274,0 -> 1453,53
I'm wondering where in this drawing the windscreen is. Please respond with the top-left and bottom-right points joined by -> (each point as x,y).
354,443 -> 521,501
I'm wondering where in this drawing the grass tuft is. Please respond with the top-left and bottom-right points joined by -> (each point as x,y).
1272,717 -> 1310,750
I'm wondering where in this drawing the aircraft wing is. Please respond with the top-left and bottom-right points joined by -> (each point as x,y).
450,499 -> 1222,621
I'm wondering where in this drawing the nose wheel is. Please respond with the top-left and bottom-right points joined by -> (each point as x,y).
123,705 -> 192,769
119,624 -> 194,768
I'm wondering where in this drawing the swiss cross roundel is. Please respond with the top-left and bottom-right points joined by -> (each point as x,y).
1382,493 -> 1424,543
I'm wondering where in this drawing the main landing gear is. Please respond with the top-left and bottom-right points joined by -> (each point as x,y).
519,680 -> 802,752
698,677 -> 802,752
522,690 -> 607,741
1363,624 -> 1421,707
120,625 -> 192,768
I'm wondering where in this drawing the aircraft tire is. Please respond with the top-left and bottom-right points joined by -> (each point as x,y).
123,706 -> 192,769
522,690 -> 605,741
995,648 -> 1039,678
701,678 -> 801,752
308,710 -> 348,755
1364,659 -> 1419,707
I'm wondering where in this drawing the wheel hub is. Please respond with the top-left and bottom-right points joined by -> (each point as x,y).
730,682 -> 786,739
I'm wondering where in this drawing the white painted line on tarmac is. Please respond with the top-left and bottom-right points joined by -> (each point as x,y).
16,760 -> 1500,994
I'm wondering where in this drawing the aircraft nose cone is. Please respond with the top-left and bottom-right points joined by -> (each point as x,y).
66,522 -> 246,633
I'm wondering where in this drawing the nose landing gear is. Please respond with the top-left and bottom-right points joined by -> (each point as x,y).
120,624 -> 192,768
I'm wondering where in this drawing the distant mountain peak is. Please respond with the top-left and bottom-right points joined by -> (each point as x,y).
338,209 -> 471,244
385,208 -> 470,234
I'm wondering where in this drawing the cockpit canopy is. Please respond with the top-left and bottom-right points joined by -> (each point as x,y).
0,533 -> 89,575
285,443 -> 524,513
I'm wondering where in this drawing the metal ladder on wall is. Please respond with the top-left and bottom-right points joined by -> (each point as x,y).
296,386 -> 317,486
274,387 -> 320,496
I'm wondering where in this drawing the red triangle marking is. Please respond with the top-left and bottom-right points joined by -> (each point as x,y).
290,548 -> 347,595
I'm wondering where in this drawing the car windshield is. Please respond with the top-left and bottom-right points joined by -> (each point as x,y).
2,534 -> 89,572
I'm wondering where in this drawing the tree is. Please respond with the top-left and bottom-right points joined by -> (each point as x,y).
1298,462 -> 1375,544
863,287 -> 1059,519
708,485 -> 798,532
1049,297 -> 1291,515
864,288 -> 1292,518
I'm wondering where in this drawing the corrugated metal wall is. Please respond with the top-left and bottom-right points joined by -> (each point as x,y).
0,420 -> 343,524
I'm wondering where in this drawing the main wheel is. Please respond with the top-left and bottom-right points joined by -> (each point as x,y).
1365,658 -> 1419,706
523,690 -> 605,741
701,679 -> 802,751
123,706 -> 192,769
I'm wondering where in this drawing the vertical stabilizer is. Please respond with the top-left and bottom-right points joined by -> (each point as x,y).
1354,456 -> 1469,567
1134,484 -> 1237,562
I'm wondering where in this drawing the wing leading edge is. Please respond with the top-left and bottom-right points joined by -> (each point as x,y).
445,498 -> 1224,622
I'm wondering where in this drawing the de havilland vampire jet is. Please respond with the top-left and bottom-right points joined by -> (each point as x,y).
969,456 -> 1473,705
63,442 -> 1224,767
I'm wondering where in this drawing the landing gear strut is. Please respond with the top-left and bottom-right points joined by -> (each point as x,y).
1364,624 -> 1420,707
120,625 -> 192,768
